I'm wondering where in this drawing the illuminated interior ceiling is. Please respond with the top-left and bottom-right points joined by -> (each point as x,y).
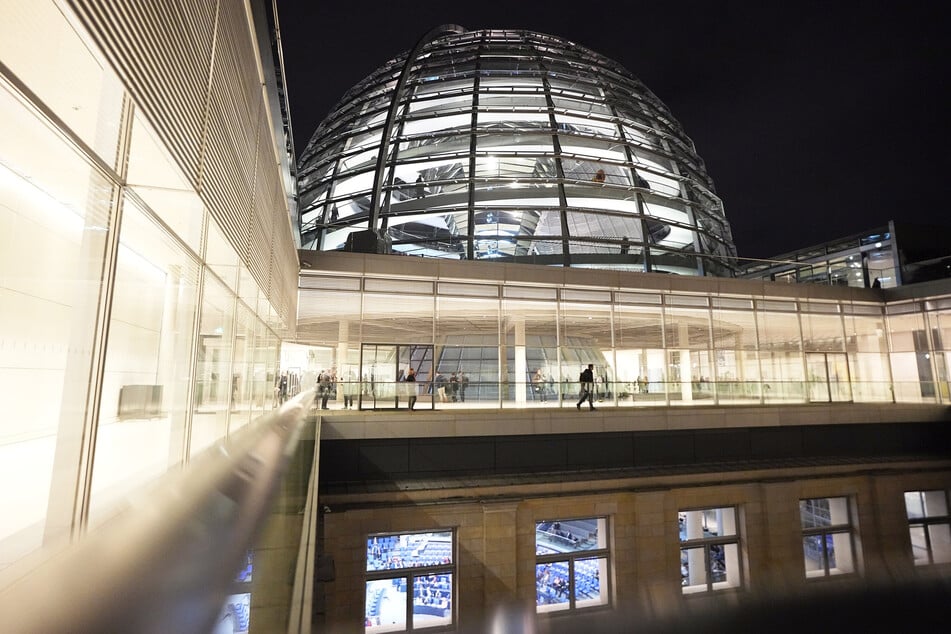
297,28 -> 738,276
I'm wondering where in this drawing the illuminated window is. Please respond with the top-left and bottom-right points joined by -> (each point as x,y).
800,497 -> 857,578
365,530 -> 454,632
679,506 -> 743,594
904,490 -> 951,566
534,517 -> 609,613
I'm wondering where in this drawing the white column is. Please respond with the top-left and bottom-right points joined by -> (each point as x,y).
514,319 -> 526,405
686,510 -> 705,586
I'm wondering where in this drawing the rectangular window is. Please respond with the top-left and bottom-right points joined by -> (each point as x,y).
679,507 -> 742,594
365,530 -> 454,632
904,490 -> 951,566
535,517 -> 609,613
800,497 -> 857,578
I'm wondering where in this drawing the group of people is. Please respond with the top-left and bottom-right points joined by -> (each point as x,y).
433,371 -> 468,403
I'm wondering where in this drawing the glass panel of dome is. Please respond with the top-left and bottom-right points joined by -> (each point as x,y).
402,114 -> 472,138
564,192 -> 639,213
555,113 -> 619,139
343,128 -> 383,153
473,184 -> 559,207
478,76 -> 543,90
397,133 -> 471,158
322,223 -> 368,251
408,93 -> 473,115
478,93 -> 549,109
513,238 -> 563,259
625,130 -> 662,155
475,133 -> 553,155
338,148 -> 378,173
550,96 -> 611,117
331,171 -> 374,200
476,110 -> 551,129
565,212 -> 642,242
558,140 -> 628,164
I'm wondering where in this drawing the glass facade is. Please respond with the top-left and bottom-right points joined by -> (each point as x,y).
297,263 -> 951,410
0,0 -> 294,572
800,497 -> 857,578
535,518 -> 609,612
298,29 -> 737,276
904,490 -> 951,566
679,507 -> 742,594
365,530 -> 455,631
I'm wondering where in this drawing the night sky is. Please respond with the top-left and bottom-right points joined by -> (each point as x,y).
276,1 -> 949,261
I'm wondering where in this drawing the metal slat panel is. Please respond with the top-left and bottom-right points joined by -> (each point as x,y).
68,0 -> 213,185
68,0 -> 298,330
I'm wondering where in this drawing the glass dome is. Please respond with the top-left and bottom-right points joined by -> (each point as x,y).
297,28 -> 737,275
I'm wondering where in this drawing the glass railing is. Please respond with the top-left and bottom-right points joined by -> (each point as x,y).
307,380 -> 949,411
0,391 -> 316,633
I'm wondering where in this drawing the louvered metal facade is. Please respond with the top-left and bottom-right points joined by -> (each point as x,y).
68,0 -> 299,331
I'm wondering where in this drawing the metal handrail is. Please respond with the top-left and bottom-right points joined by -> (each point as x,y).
0,389 -> 315,634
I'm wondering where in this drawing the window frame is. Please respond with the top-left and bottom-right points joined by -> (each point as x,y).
364,529 -> 456,632
678,505 -> 744,594
799,496 -> 857,579
904,489 -> 951,566
534,516 -> 611,614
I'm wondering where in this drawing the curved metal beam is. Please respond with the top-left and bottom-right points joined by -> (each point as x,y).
367,24 -> 467,231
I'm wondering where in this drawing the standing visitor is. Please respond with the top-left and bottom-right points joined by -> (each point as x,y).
405,367 -> 417,411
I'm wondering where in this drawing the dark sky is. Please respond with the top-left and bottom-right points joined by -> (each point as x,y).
276,1 -> 949,260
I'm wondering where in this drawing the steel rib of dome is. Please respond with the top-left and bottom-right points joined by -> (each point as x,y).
297,28 -> 738,275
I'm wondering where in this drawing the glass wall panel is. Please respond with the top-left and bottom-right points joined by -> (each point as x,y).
887,311 -> 935,401
561,303 -> 613,405
801,312 -> 846,352
436,296 -> 500,403
614,305 -> 665,404
251,316 -> 275,413
361,293 -> 434,344
0,1 -> 124,167
502,300 -> 558,404
711,308 -> 760,402
843,311 -> 891,401
757,311 -> 804,401
126,112 -> 205,254
191,275 -> 236,457
297,290 -> 363,345
663,307 -> 711,403
230,302 -> 255,433
205,218 -> 239,293
0,81 -> 116,567
88,196 -> 199,525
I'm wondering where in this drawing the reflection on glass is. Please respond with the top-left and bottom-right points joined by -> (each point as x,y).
574,557 -> 607,607
365,579 -> 406,633
214,592 -> 250,634
535,518 -> 609,612
412,572 -> 452,629
535,518 -> 603,553
366,531 -> 453,572
803,535 -> 826,577
536,563 -> 569,611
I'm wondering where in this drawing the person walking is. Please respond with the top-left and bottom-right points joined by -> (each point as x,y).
449,372 -> 459,402
576,364 -> 596,411
459,372 -> 469,402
